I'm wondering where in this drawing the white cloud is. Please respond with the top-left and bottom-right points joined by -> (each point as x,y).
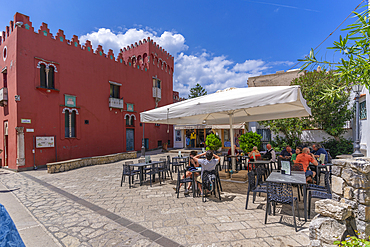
80,28 -> 188,57
79,27 -> 293,97
174,53 -> 267,96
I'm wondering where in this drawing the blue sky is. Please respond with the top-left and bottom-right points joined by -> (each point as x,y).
0,0 -> 365,96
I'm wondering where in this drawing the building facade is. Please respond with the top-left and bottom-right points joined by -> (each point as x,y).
0,13 -> 174,171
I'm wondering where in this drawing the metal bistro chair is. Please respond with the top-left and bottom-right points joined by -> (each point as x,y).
120,161 -> 139,188
245,171 -> 267,209
291,162 -> 304,201
308,171 -> 332,218
176,169 -> 193,198
172,157 -> 183,173
143,163 -> 162,187
265,182 -> 300,232
159,158 -> 172,180
201,169 -> 221,202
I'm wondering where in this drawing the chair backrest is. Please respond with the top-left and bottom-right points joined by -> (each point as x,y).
172,157 -> 179,165
150,163 -> 159,173
291,162 -> 304,171
319,154 -> 326,164
138,159 -> 145,163
167,155 -> 171,164
158,160 -> 167,169
122,164 -> 131,174
247,171 -> 257,190
125,161 -> 134,165
267,182 -> 293,204
324,171 -> 331,194
255,167 -> 264,185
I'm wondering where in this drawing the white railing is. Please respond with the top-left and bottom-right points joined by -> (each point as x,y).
109,97 -> 123,109
152,87 -> 161,99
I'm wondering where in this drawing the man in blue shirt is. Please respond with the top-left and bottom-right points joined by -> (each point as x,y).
312,144 -> 328,163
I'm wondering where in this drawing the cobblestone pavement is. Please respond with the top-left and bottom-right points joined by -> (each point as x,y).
0,153 -> 313,246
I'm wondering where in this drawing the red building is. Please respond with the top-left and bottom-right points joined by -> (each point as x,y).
0,13 -> 174,171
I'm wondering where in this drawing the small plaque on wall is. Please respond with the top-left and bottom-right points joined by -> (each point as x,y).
21,119 -> 31,124
127,103 -> 134,112
65,95 -> 76,107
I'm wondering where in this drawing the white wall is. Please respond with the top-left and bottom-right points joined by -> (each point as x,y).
359,88 -> 369,156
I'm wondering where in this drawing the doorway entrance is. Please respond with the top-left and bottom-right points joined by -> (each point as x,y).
126,129 -> 134,151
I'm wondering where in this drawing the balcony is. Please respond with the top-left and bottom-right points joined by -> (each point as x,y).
152,87 -> 161,99
109,97 -> 123,109
0,87 -> 8,106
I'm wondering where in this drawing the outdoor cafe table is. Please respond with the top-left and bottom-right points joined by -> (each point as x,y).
266,170 -> 308,221
248,160 -> 273,174
129,161 -> 162,186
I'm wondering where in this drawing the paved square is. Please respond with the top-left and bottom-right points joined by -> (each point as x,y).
0,153 -> 314,246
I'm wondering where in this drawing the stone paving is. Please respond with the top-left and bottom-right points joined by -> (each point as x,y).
0,152 -> 315,246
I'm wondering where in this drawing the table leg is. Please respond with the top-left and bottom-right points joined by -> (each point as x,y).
303,184 -> 307,221
140,167 -> 144,186
192,173 -> 196,198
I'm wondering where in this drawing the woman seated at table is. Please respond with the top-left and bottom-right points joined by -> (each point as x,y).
175,151 -> 201,195
294,147 -> 318,183
291,147 -> 302,161
248,146 -> 261,161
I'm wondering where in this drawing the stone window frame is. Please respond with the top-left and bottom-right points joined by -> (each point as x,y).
37,61 -> 58,89
62,107 -> 78,138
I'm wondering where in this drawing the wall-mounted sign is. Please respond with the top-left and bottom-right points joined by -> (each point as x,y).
15,95 -> 20,101
127,103 -> 134,112
21,119 -> 31,124
36,136 -> 54,148
26,128 -> 34,132
65,95 -> 76,107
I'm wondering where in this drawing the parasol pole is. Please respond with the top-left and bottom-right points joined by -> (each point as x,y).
228,112 -> 236,171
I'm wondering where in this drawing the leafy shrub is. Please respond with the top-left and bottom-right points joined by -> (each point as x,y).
321,138 -> 353,159
334,234 -> 370,246
205,133 -> 222,152
239,132 -> 262,153
271,135 -> 301,152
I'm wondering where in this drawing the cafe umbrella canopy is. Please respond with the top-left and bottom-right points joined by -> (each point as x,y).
140,86 -> 311,170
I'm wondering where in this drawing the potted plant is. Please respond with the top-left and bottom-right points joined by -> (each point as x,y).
205,133 -> 222,153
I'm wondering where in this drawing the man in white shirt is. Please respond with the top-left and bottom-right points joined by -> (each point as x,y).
264,144 -> 276,162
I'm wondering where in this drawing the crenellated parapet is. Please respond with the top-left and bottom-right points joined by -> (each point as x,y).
2,12 -> 174,75
121,37 -> 174,75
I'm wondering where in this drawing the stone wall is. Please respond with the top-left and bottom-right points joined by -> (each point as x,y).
46,151 -> 137,173
331,157 -> 370,238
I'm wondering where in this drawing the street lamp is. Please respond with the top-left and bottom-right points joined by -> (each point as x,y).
352,84 -> 364,157
141,123 -> 145,157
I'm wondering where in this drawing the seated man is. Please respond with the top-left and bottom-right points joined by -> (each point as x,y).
263,143 -> 276,162
294,147 -> 318,183
312,143 -> 328,163
228,145 -> 239,156
280,145 -> 294,160
193,151 -> 221,195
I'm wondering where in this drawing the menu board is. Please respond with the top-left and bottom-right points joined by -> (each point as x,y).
281,161 -> 291,175
36,136 -> 55,148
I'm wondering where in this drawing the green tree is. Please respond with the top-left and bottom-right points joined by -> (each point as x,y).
259,118 -> 311,148
238,132 -> 262,153
188,83 -> 207,98
292,70 -> 353,140
300,6 -> 370,93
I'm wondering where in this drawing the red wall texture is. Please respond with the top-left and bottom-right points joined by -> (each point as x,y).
0,13 -> 174,170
